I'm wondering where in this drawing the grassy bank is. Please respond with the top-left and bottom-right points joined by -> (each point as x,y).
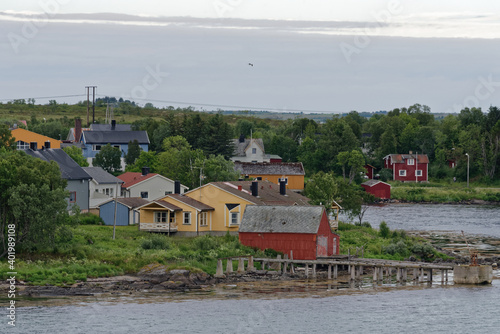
0,223 -> 452,286
389,181 -> 500,203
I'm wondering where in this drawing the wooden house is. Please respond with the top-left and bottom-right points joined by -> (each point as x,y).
361,179 -> 391,199
11,127 -> 61,150
364,164 -> 376,179
99,197 -> 149,226
233,162 -> 305,190
383,152 -> 429,182
239,205 -> 340,260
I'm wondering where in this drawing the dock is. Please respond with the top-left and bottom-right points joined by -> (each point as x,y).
215,255 -> 453,284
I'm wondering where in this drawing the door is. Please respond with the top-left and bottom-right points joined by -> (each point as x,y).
317,235 -> 328,257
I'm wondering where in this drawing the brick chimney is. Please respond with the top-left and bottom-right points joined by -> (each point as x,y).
74,118 -> 82,142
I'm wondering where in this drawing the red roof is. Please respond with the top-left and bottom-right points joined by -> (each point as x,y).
117,172 -> 159,188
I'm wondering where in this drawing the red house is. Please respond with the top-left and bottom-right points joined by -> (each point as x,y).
364,164 -> 376,179
239,205 -> 340,260
361,180 -> 391,199
384,153 -> 429,182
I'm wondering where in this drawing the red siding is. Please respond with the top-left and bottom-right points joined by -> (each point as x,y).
364,165 -> 375,179
361,182 -> 391,199
385,157 -> 428,182
239,211 -> 340,260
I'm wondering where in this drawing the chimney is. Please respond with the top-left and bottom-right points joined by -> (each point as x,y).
251,181 -> 258,197
237,185 -> 242,191
74,118 -> 82,143
30,142 -> 38,150
174,180 -> 181,194
279,180 -> 287,196
111,119 -> 116,130
45,141 -> 51,149
142,166 -> 150,176
239,134 -> 245,143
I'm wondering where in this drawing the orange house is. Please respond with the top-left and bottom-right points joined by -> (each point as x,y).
233,162 -> 305,190
11,128 -> 61,150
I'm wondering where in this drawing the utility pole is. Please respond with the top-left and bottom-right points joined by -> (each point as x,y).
85,86 -> 97,125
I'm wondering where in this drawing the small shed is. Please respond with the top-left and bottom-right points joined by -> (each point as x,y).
99,198 -> 149,226
361,179 -> 391,199
364,164 -> 376,179
239,205 -> 340,260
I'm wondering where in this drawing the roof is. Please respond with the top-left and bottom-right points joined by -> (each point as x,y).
361,179 -> 391,188
82,131 -> 149,144
11,128 -> 61,148
232,138 -> 265,157
151,200 -> 183,211
166,194 -> 215,211
99,197 -> 150,209
188,181 -> 311,206
24,149 -> 91,180
90,124 -> 132,131
234,162 -> 305,176
384,154 -> 429,164
239,205 -> 325,234
117,172 -> 187,189
82,167 -> 124,184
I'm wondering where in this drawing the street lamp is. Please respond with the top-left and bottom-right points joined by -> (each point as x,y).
465,153 -> 469,189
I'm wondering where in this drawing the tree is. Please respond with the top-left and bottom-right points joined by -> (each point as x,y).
0,150 -> 68,258
93,144 -> 122,173
304,171 -> 339,213
200,155 -> 240,183
125,151 -> 158,173
124,140 -> 141,166
267,135 -> 298,162
63,146 -> 89,167
337,150 -> 365,184
201,113 -> 234,158
0,124 -> 15,150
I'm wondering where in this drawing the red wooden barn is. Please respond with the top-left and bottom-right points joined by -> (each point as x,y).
239,205 -> 340,260
364,164 -> 376,179
383,152 -> 429,182
361,179 -> 391,199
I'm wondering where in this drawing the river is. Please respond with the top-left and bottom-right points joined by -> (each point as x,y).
3,204 -> 500,334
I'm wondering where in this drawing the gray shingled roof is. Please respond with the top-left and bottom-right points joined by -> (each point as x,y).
361,179 -> 391,187
167,194 -> 215,211
82,167 -> 124,184
90,124 -> 132,131
24,149 -> 91,180
239,205 -> 325,233
232,138 -> 265,157
82,131 -> 149,144
234,162 -> 305,175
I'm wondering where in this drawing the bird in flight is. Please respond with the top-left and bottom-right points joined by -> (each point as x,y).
248,63 -> 254,66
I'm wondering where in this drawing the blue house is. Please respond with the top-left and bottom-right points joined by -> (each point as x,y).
79,121 -> 149,170
99,197 -> 149,226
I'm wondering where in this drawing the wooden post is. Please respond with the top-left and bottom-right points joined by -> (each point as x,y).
441,269 -> 445,284
373,266 -> 378,281
357,266 -> 362,279
334,265 -> 338,279
445,269 -> 449,282
237,257 -> 245,273
290,251 -> 295,274
283,254 -> 288,274
276,255 -> 282,273
248,256 -> 255,272
379,267 -> 383,282
328,265 -> 332,280
348,264 -> 351,274
305,264 -> 309,278
312,264 -> 317,278
428,269 -> 433,283
413,268 -> 418,281
403,268 -> 407,282
396,268 -> 401,282
420,268 -> 425,282
226,259 -> 233,274
351,265 -> 356,281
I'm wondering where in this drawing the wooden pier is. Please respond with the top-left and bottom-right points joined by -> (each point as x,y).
216,255 -> 453,284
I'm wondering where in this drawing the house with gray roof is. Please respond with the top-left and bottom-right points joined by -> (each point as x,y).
233,162 -> 305,190
24,148 -> 91,211
82,167 -> 125,211
239,205 -> 340,260
99,197 -> 149,226
231,137 -> 281,163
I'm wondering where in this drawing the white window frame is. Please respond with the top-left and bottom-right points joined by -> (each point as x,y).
230,212 -> 239,225
17,141 -> 29,150
154,211 -> 167,223
199,212 -> 208,226
93,144 -> 102,151
140,191 -> 148,199
399,170 -> 407,177
183,212 -> 191,225
407,159 -> 414,165
252,148 -> 257,154
416,170 -> 422,177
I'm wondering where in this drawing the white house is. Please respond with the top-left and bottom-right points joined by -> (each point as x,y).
231,137 -> 275,163
117,168 -> 189,200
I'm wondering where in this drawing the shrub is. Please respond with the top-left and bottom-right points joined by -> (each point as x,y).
379,221 -> 390,238
141,234 -> 171,250
192,235 -> 218,251
79,213 -> 104,225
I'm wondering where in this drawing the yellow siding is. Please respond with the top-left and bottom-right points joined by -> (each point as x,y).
184,185 -> 254,232
11,128 -> 61,149
242,174 -> 304,190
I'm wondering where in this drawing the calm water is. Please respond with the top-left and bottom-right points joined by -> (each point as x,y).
4,204 -> 500,333
343,204 -> 500,238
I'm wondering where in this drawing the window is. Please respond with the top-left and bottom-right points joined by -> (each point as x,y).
17,141 -> 29,150
252,148 -> 257,154
230,212 -> 239,225
399,170 -> 406,177
69,191 -> 76,203
416,170 -> 422,176
200,212 -> 208,226
154,212 -> 167,223
140,191 -> 148,199
183,212 -> 191,225
170,214 -> 176,224
93,145 -> 102,151
165,191 -> 172,195
407,159 -> 414,165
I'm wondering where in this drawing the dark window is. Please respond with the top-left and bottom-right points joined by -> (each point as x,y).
140,191 -> 148,199
69,191 -> 77,203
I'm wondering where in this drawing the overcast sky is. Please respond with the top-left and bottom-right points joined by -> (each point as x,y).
2,1 -> 500,113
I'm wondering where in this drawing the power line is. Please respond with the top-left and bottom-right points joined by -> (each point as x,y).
0,94 -> 85,102
97,94 -> 340,114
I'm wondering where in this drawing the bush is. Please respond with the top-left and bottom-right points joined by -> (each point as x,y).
141,235 -> 171,250
79,213 -> 104,225
192,235 -> 218,251
379,221 -> 390,238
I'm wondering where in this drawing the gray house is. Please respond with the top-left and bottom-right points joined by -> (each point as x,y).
82,166 -> 124,212
25,148 -> 91,211
99,197 -> 149,226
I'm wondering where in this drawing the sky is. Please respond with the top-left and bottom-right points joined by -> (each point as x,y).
1,0 -> 500,113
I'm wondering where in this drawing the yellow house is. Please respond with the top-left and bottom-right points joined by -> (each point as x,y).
11,128 -> 61,150
233,162 -> 305,190
138,180 -> 311,236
